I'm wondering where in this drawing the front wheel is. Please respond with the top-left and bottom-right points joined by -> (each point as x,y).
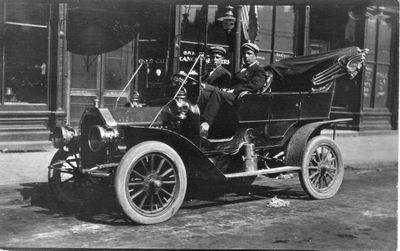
48,149 -> 102,207
299,136 -> 344,199
115,141 -> 187,224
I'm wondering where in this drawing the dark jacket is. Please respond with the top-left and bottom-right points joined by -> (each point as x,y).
202,65 -> 232,89
232,63 -> 267,94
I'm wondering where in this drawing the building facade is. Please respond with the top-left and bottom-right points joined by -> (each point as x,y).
0,0 -> 398,149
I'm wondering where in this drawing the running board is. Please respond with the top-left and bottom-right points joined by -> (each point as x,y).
224,166 -> 301,179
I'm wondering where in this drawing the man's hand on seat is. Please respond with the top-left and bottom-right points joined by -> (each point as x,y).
221,88 -> 234,93
200,122 -> 210,138
237,91 -> 250,99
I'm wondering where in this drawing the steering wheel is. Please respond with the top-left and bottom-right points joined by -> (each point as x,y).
171,73 -> 199,85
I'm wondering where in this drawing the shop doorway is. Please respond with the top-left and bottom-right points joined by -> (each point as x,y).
68,42 -> 134,125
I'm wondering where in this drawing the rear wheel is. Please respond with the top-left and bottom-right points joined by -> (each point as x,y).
115,141 -> 187,224
299,136 -> 344,199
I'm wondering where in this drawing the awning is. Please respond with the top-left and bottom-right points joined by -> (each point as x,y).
66,4 -> 138,55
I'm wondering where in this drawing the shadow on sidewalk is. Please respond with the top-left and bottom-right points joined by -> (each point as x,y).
16,179 -> 308,226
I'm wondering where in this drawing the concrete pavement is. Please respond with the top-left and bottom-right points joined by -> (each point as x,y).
323,130 -> 398,169
0,131 -> 398,186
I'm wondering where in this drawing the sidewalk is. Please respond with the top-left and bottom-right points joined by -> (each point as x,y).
0,131 -> 397,186
324,130 -> 398,169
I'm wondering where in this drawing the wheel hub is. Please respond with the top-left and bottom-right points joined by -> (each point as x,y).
144,174 -> 162,193
319,164 -> 329,174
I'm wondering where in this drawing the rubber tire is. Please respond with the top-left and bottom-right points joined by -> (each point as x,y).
115,141 -> 187,224
299,136 -> 344,200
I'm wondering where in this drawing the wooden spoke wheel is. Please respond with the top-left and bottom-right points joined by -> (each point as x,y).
115,141 -> 187,224
48,149 -> 102,207
299,136 -> 344,199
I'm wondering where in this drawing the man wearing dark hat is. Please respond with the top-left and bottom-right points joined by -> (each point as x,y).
198,47 -> 232,112
202,46 -> 231,88
200,42 -> 266,137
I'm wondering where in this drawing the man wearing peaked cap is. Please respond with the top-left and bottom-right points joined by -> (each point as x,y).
201,46 -> 231,88
200,42 -> 266,138
241,42 -> 260,53
198,46 -> 232,124
209,46 -> 227,56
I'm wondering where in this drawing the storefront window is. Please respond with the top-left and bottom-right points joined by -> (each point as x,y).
179,5 -> 234,74
71,54 -> 98,89
179,5 -> 206,74
362,18 -> 376,108
138,4 -> 174,85
206,5 -> 229,46
256,6 -> 273,52
2,1 -> 49,104
6,2 -> 48,25
274,6 -> 295,53
181,5 -> 206,44
253,6 -> 273,65
374,19 -> 391,108
362,14 -> 392,109
253,6 -> 295,66
104,43 -> 131,90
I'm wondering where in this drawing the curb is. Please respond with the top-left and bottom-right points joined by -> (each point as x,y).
0,141 -> 54,153
345,161 -> 398,170
321,129 -> 398,138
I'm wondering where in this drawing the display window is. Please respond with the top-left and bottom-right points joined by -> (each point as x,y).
252,5 -> 296,66
1,1 -> 50,104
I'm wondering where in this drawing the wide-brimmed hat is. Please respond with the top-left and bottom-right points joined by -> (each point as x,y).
241,42 -> 260,53
209,46 -> 226,56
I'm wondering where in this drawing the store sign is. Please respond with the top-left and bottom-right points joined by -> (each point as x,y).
180,50 -> 230,65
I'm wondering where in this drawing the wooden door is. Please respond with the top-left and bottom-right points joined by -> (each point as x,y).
68,42 -> 134,126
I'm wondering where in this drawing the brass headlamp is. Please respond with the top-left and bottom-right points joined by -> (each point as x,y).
88,125 -> 119,152
52,126 -> 79,149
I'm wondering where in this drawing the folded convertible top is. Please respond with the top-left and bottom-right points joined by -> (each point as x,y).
265,47 -> 361,92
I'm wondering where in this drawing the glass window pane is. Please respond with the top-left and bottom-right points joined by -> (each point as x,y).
362,63 -> 374,108
179,5 -> 206,75
139,40 -> 170,84
6,1 -> 48,26
207,5 -> 229,45
374,64 -> 389,108
377,20 -> 391,63
71,54 -> 98,89
365,18 -> 377,62
257,51 -> 271,67
179,42 -> 202,74
4,25 -> 48,104
274,51 -> 295,62
181,5 -> 206,43
104,43 -> 131,90
139,4 -> 173,41
138,5 -> 175,85
255,6 -> 273,50
274,6 -> 295,52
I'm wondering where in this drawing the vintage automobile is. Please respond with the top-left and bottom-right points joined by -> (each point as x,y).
49,46 -> 367,224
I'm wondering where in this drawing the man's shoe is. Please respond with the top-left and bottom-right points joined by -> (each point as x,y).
200,122 -> 210,138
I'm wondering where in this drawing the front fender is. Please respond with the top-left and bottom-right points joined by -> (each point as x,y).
122,127 -> 226,182
285,119 -> 351,166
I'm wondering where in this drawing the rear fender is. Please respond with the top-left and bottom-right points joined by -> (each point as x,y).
285,119 -> 350,166
122,127 -> 226,182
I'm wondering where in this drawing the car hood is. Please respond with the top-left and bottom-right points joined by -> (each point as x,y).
80,106 -> 165,129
